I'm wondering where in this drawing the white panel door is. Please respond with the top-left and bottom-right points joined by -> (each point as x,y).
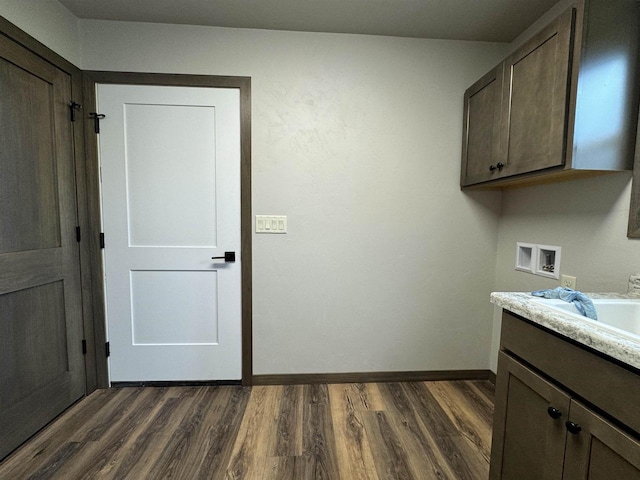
97,84 -> 241,381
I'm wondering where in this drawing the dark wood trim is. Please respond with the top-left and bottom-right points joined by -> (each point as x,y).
488,370 -> 497,385
80,74 -> 109,389
71,69 -> 98,393
252,369 -> 491,386
0,16 -> 97,393
82,71 -> 253,387
628,106 -> 640,237
111,380 -> 242,388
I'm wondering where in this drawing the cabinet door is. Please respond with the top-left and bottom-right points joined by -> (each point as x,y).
490,352 -> 570,480
563,401 -> 640,480
460,63 -> 503,186
0,33 -> 85,458
499,7 -> 576,178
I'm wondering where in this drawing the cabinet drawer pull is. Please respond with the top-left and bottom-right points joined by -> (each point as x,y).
565,421 -> 582,435
496,162 -> 505,170
547,406 -> 562,419
489,165 -> 497,172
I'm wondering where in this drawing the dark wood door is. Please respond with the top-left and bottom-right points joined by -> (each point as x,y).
563,401 -> 640,480
499,6 -> 575,178
490,352 -> 570,480
0,34 -> 85,459
460,63 -> 504,186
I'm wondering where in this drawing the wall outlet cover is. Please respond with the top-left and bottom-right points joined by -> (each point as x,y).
561,275 -> 577,289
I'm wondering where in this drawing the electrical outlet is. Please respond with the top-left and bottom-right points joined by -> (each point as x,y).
561,275 -> 577,289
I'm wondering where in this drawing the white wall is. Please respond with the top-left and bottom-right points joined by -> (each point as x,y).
0,0 -> 80,65
490,174 -> 640,371
79,20 -> 506,374
496,174 -> 640,294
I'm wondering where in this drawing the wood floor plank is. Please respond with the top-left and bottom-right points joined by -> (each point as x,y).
88,388 -> 173,479
304,383 -> 330,404
0,389 -> 118,479
105,395 -> 195,479
141,388 -> 216,479
45,387 -> 169,480
328,383 -> 380,480
26,441 -> 86,480
187,386 -> 251,480
262,455 -> 318,480
400,381 -> 460,437
69,387 -> 142,442
225,385 -> 282,480
349,383 -> 386,412
0,381 -> 494,480
302,402 -> 342,480
472,380 -> 496,405
445,432 -> 491,480
362,410 -> 414,480
462,380 -> 494,414
271,384 -> 304,457
406,382 -> 489,479
378,383 -> 456,479
426,381 -> 493,462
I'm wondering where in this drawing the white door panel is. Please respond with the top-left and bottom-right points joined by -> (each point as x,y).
97,84 -> 241,381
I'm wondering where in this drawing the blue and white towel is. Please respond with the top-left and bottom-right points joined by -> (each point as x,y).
531,287 -> 598,320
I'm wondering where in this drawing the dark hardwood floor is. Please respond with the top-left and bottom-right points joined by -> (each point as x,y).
0,380 -> 494,479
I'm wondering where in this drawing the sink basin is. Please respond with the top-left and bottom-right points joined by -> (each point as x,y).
530,298 -> 640,341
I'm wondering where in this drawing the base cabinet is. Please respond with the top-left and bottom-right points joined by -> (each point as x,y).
490,313 -> 640,480
563,402 -> 640,480
491,353 -> 569,480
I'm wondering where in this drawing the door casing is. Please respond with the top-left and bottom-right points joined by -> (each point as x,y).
82,71 -> 253,387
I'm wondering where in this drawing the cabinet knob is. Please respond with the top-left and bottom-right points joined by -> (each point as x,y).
496,162 -> 505,170
547,406 -> 562,419
565,421 -> 582,435
489,165 -> 497,171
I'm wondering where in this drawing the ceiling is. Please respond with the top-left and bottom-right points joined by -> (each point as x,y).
57,0 -> 560,43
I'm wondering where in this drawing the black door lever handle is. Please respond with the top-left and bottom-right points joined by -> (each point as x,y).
211,251 -> 236,262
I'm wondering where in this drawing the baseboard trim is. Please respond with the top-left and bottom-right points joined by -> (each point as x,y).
111,380 -> 242,388
252,369 -> 491,386
488,371 -> 497,385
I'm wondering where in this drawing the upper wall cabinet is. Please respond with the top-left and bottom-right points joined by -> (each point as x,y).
461,0 -> 640,188
500,9 -> 574,179
460,64 -> 504,185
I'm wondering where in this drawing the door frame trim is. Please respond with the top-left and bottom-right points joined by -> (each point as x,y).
82,71 -> 253,387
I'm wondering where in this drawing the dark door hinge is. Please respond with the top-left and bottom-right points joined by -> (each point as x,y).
76,226 -> 81,242
82,339 -> 87,355
105,342 -> 110,358
100,233 -> 105,249
69,101 -> 82,122
89,112 -> 106,133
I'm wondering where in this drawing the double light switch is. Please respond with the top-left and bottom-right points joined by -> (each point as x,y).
256,215 -> 287,233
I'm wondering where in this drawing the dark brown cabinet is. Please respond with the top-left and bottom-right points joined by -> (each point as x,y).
498,8 -> 574,179
491,352 -> 569,480
491,312 -> 640,479
460,64 -> 504,185
461,0 -> 640,188
564,401 -> 640,480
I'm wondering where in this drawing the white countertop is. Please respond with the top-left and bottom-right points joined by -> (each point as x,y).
491,289 -> 640,371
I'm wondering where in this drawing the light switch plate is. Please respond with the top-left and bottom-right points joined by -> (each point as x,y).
256,215 -> 287,234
